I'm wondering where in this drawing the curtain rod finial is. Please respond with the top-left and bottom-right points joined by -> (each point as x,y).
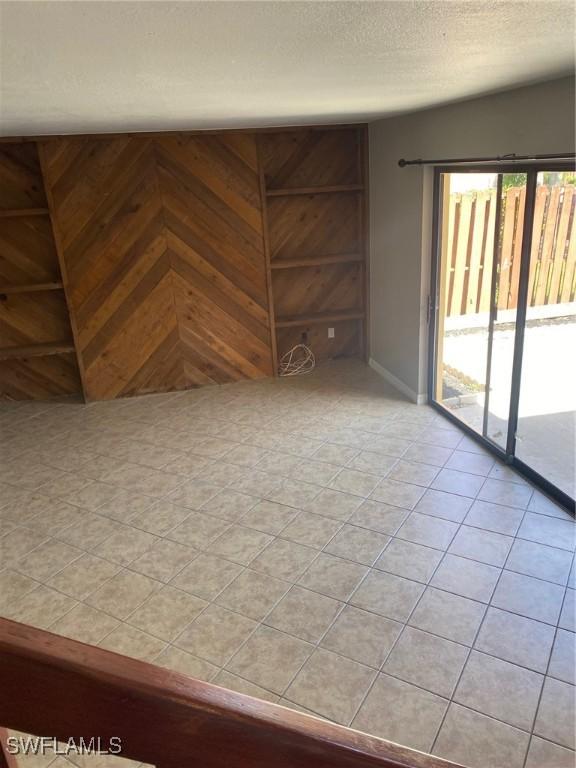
398,158 -> 407,167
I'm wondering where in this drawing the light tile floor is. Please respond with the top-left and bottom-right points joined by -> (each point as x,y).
1,359 -> 575,768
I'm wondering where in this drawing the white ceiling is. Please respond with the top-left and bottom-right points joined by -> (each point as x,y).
0,1 -> 574,136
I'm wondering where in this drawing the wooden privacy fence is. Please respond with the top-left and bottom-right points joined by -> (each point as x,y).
445,184 -> 576,317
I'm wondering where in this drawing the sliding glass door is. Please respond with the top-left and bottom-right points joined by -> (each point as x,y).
430,165 -> 575,507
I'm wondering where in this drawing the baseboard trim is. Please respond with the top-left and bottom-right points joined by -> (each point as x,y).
368,358 -> 427,405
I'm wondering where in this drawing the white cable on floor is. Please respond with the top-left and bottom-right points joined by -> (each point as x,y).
278,344 -> 316,376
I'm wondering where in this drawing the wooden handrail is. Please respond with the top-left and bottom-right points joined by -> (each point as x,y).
0,619 -> 462,768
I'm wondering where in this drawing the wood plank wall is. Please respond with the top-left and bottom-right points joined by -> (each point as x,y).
0,144 -> 81,399
0,125 -> 368,401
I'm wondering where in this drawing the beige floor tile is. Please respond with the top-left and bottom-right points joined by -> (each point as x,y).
55,512 -> 123,550
285,648 -> 376,725
51,603 -> 120,645
256,451 -> 303,476
226,625 -> 313,694
304,488 -> 363,521
198,461 -> 246,487
129,538 -> 197,582
431,554 -> 500,603
128,585 -> 207,641
268,478 -> 322,507
176,604 -> 257,666
349,499 -> 409,535
478,478 -> 532,509
525,736 -> 576,768
413,488 -> 472,523
396,511 -> 459,552
431,468 -> 485,498
330,468 -> 380,498
280,511 -> 342,549
505,539 -> 573,585
288,459 -> 341,486
127,500 -> 191,535
99,623 -> 166,662
155,645 -> 219,681
94,489 -> 155,523
529,490 -> 573,520
39,473 -> 94,499
492,570 -> 565,625
162,453 -> 212,477
352,674 -> 448,753
560,589 -> 575,631
47,553 -> 121,600
448,525 -> 513,567
201,489 -> 259,522
313,443 -> 360,466
321,605 -> 402,667
15,539 -> 82,581
239,500 -> 298,534
409,587 -> 486,646
265,586 -> 343,643
299,552 -> 367,601
9,584 -> 77,629
62,481 -> 122,511
94,527 -> 159,566
167,480 -> 222,510
165,510 -> 230,549
367,435 -> 412,458
351,569 -> 424,622
216,568 -> 289,620
251,538 -> 318,581
433,703 -> 530,768
86,569 -> 158,620
214,670 -> 279,703
419,427 -> 462,450
370,479 -> 426,509
0,569 -> 38,610
549,629 -> 576,685
463,500 -> 525,535
27,498 -> 87,535
206,524 -> 273,565
188,436 -> 238,459
475,607 -> 555,673
402,443 -> 452,468
324,524 -> 389,566
534,677 -> 576,750
518,512 -> 575,551
375,538 -> 443,583
231,469 -> 282,498
445,450 -> 495,477
0,527 -> 48,567
387,460 -> 439,488
383,626 -> 468,698
170,553 -> 242,600
455,651 -> 544,730
347,451 -> 397,476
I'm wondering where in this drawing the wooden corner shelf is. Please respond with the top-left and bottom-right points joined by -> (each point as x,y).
0,282 -> 63,295
0,208 -> 50,218
0,341 -> 76,360
275,309 -> 365,328
271,254 -> 363,270
266,184 -> 363,197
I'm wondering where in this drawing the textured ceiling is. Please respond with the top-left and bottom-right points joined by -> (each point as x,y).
0,0 -> 574,136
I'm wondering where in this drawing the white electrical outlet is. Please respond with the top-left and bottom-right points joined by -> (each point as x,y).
328,327 -> 335,338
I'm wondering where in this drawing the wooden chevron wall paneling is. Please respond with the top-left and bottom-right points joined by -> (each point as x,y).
0,143 -> 81,400
41,133 -> 273,400
259,127 -> 368,364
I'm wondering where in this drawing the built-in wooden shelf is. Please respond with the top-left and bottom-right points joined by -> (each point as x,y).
271,254 -> 363,270
276,309 -> 365,328
0,282 -> 63,295
266,185 -> 363,197
0,208 -> 50,218
0,341 -> 75,360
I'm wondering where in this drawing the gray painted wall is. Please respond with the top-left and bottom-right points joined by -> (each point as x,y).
369,76 -> 575,400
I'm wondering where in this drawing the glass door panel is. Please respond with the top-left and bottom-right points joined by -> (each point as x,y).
434,171 -> 526,448
516,171 -> 576,498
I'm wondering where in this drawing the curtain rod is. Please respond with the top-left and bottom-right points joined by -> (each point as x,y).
398,152 -> 576,167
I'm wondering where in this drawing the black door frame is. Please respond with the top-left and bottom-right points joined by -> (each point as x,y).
428,163 -> 575,514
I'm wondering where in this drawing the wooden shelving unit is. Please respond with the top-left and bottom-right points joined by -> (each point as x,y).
276,309 -> 365,328
258,126 -> 368,368
0,342 -> 76,361
0,208 -> 50,218
266,184 -> 363,197
0,282 -> 64,295
270,254 -> 362,269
